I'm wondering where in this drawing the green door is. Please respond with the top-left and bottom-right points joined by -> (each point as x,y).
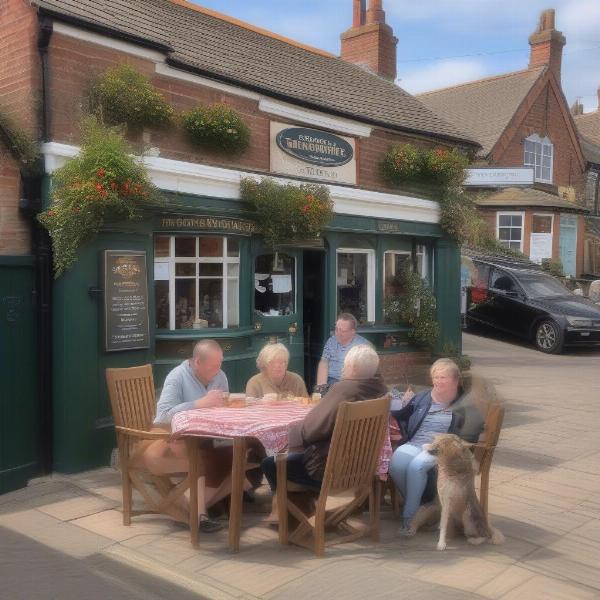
0,257 -> 38,494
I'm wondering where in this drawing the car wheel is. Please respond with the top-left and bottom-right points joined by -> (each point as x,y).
534,320 -> 564,354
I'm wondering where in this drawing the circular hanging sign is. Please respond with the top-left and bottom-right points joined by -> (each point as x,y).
275,127 -> 354,167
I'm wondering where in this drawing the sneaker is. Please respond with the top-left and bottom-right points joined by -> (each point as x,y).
199,515 -> 223,533
397,519 -> 416,537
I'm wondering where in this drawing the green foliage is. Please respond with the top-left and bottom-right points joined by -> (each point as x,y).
541,257 -> 564,277
240,177 -> 334,247
381,144 -> 469,189
0,109 -> 40,174
438,342 -> 471,371
384,267 -> 440,348
182,103 -> 250,153
37,117 -> 159,277
439,190 -> 524,258
89,65 -> 173,130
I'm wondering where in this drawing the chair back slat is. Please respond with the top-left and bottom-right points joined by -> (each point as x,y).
321,395 -> 390,494
106,364 -> 156,431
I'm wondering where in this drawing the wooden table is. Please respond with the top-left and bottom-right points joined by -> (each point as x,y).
171,402 -> 312,551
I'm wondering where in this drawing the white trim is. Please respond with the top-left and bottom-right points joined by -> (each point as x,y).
336,248 -> 376,323
496,211 -> 525,252
41,142 -> 440,224
259,98 -> 372,138
155,63 -> 261,101
52,22 -> 165,62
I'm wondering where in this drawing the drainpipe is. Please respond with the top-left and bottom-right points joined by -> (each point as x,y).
18,15 -> 54,474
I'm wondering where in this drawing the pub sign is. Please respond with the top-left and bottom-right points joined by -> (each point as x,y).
270,121 -> 357,185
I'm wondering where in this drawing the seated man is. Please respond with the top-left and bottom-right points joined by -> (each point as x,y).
138,339 -> 229,532
261,344 -> 387,520
314,313 -> 368,394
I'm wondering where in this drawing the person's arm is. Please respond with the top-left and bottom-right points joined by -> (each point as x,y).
245,375 -> 261,398
315,359 -> 329,386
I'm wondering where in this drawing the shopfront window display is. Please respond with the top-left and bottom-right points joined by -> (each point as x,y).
154,235 -> 240,329
254,253 -> 295,317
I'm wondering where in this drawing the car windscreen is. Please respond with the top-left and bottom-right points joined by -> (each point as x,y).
518,275 -> 570,298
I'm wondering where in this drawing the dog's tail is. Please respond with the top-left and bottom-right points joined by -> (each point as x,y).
489,525 -> 505,545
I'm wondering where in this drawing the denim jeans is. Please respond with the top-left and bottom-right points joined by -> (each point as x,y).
261,453 -> 322,491
389,444 -> 437,520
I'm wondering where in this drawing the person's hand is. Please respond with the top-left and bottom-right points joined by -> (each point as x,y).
196,390 -> 224,408
401,386 -> 415,406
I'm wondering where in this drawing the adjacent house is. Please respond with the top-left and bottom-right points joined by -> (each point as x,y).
571,91 -> 600,276
419,9 -> 588,277
0,0 -> 478,485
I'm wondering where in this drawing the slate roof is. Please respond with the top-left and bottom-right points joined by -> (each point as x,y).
417,68 -> 545,158
475,186 -> 588,213
32,0 -> 477,147
574,110 -> 600,165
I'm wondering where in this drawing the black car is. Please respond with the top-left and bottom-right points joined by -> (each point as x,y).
465,259 -> 600,353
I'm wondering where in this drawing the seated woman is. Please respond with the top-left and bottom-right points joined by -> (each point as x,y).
261,344 -> 387,520
389,358 -> 483,535
246,342 -> 308,399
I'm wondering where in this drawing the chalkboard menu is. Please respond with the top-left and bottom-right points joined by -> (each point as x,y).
103,250 -> 150,352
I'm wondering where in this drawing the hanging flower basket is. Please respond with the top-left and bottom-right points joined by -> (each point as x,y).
38,117 -> 159,277
240,177 -> 334,247
89,65 -> 173,130
182,103 -> 250,153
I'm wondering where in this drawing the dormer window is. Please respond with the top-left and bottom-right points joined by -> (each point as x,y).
524,134 -> 553,183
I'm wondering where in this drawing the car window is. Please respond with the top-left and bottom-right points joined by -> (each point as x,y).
490,269 -> 518,293
518,275 -> 569,298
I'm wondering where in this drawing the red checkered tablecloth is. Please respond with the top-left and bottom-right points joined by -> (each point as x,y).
171,402 -> 392,477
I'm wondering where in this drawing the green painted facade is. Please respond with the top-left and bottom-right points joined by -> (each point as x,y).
50,190 -> 461,473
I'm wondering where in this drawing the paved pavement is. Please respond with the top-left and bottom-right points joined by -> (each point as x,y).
1,332 -> 599,600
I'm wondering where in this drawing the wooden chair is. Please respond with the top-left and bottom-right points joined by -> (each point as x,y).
276,395 -> 390,557
388,399 -> 505,519
106,364 -> 191,526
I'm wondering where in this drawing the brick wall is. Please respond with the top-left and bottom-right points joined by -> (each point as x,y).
0,149 -> 30,254
47,32 -> 448,192
0,0 -> 38,255
0,0 -> 41,135
492,79 -> 585,192
378,351 -> 432,387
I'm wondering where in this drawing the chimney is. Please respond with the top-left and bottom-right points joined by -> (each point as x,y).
570,99 -> 584,116
341,0 -> 398,81
528,9 -> 566,83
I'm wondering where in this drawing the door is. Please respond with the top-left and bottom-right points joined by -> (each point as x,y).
302,250 -> 326,391
559,214 -> 577,277
0,258 -> 38,494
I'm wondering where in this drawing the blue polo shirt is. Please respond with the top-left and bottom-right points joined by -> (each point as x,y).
321,334 -> 369,381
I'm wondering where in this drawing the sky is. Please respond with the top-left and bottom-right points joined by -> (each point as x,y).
191,0 -> 600,112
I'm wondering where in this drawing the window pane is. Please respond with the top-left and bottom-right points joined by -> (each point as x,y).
175,280 -> 195,329
542,167 -> 551,181
337,252 -> 368,324
199,237 -> 223,257
175,263 -> 195,277
511,215 -> 522,226
254,253 -> 295,316
227,238 -> 239,257
227,263 -> 239,278
499,215 -> 511,227
155,280 -> 169,329
532,215 -> 552,233
175,237 -> 196,257
499,228 -> 510,240
154,236 -> 170,258
535,165 -> 541,178
510,228 -> 522,241
199,280 -> 223,327
509,241 -> 520,249
199,263 -> 223,277
227,278 -> 239,327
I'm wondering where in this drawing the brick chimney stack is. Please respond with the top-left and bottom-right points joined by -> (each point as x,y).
528,9 -> 566,83
341,0 -> 398,81
570,99 -> 584,116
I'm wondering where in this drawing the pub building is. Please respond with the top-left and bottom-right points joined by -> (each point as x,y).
1,0 -> 479,476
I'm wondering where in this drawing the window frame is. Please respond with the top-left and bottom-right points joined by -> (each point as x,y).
336,247 -> 376,323
496,211 -> 525,252
523,133 -> 554,184
153,234 -> 240,330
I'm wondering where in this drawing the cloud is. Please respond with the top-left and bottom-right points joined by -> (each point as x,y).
398,59 -> 489,95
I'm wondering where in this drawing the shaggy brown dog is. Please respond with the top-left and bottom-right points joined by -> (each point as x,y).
410,434 -> 504,550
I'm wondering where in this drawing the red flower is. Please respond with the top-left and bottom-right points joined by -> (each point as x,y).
96,168 -> 106,177
95,183 -> 104,191
435,148 -> 448,157
47,210 -> 55,217
110,181 -> 118,191
302,205 -> 309,213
